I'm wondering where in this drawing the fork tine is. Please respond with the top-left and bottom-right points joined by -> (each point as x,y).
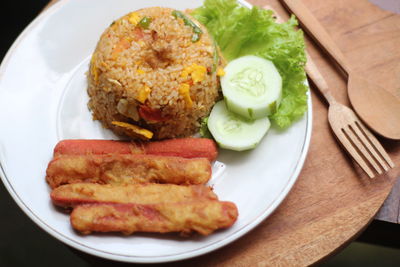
355,121 -> 395,169
350,122 -> 389,172
332,127 -> 375,178
342,126 -> 383,175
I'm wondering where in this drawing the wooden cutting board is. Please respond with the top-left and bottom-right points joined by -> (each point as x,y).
44,0 -> 400,265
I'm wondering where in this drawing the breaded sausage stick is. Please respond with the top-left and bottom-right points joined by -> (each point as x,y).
51,183 -> 217,207
71,201 -> 238,236
53,138 -> 218,161
46,154 -> 211,189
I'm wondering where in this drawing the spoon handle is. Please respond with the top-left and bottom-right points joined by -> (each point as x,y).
280,0 -> 352,74
265,4 -> 336,105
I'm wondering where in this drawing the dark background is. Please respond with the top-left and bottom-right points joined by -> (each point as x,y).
1,1 -> 49,60
1,1 -> 400,266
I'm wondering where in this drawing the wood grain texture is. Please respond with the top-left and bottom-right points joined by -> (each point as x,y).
282,0 -> 353,73
281,0 -> 400,141
42,0 -> 400,265
270,3 -> 395,178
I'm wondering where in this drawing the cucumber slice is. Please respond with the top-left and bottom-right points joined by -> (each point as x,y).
208,101 -> 270,151
221,55 -> 282,120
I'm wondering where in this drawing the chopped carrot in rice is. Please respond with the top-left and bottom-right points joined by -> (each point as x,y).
135,86 -> 151,103
191,65 -> 207,83
111,38 -> 131,58
101,62 -> 110,69
128,12 -> 141,25
178,83 -> 193,108
181,64 -> 207,83
111,121 -> 153,139
136,69 -> 145,74
217,67 -> 225,77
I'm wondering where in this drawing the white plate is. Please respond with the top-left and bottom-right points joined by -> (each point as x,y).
0,0 -> 312,263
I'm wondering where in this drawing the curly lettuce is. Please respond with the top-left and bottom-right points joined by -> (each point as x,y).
192,0 -> 308,128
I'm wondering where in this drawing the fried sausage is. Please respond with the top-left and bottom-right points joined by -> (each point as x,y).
71,201 -> 238,236
53,138 -> 218,161
46,154 -> 211,188
51,183 -> 217,207
144,138 -> 217,162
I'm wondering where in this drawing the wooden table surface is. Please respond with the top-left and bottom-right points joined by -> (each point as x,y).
40,0 -> 400,265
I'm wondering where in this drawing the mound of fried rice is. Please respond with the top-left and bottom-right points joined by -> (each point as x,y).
87,7 -> 224,140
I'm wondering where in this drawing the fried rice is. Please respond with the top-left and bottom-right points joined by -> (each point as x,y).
87,7 -> 224,140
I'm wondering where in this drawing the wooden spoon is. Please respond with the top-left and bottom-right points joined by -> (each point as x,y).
280,0 -> 400,140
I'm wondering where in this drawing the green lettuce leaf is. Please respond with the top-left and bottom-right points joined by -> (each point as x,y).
192,0 -> 308,128
199,116 -> 213,139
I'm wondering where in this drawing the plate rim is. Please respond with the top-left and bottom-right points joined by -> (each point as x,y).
0,0 -> 313,263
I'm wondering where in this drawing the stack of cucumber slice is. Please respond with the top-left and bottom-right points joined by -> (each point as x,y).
208,55 -> 282,151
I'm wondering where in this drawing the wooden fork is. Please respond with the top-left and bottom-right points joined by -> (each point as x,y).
307,56 -> 394,178
267,5 -> 395,178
